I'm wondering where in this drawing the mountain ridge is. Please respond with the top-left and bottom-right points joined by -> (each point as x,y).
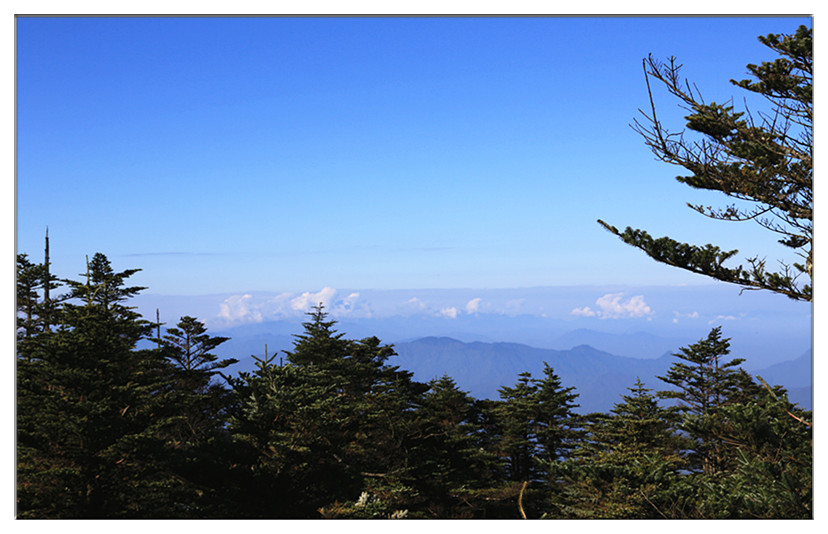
389,337 -> 811,414
213,329 -> 811,414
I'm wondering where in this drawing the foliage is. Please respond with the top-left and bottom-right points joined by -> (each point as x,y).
16,250 -> 811,519
657,327 -> 761,474
599,25 -> 812,301
493,364 -> 581,483
655,329 -> 812,518
223,305 -> 431,517
551,379 -> 689,518
410,375 -> 503,517
17,254 -> 193,518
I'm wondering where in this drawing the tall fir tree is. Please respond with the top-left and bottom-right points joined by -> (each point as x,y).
157,316 -> 236,440
657,326 -> 761,475
553,379 -> 689,518
17,253 -> 191,518
226,305 -> 429,518
150,316 -> 240,516
494,372 -> 540,483
489,365 -> 581,518
533,363 -> 582,468
404,375 -> 501,517
16,254 -> 47,348
16,233 -> 61,360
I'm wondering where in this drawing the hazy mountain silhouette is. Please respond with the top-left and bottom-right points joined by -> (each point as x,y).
391,337 -> 673,413
548,329 -> 691,359
391,337 -> 812,413
212,322 -> 811,413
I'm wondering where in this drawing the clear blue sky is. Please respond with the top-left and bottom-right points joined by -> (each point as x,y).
15,16 -> 812,295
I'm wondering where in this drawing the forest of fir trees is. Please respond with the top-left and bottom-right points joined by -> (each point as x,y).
15,248 -> 812,519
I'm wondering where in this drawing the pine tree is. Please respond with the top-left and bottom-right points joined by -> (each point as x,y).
489,365 -> 582,518
149,315 -> 240,516
17,253 -> 190,518
533,363 -> 581,468
16,239 -> 61,360
692,382 -> 812,518
225,305 -> 429,518
157,316 -> 236,441
406,375 -> 501,517
16,254 -> 47,347
160,316 -> 232,373
657,327 -> 760,475
553,379 -> 688,518
494,372 -> 539,483
599,25 -> 812,301
648,328 -> 812,518
494,365 -> 580,484
223,351 -> 346,517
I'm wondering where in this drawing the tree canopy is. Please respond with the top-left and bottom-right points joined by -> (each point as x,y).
599,25 -> 812,301
16,249 -> 811,518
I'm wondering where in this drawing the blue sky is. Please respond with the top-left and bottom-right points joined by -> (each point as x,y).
16,16 -> 813,296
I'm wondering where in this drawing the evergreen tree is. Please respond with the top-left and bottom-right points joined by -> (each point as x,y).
225,305 -> 429,518
599,25 -> 812,301
17,253 -> 190,518
152,316 -> 240,516
16,254 -> 45,342
405,375 -> 501,517
489,365 -> 581,518
16,249 -> 61,361
691,383 -> 812,518
533,363 -> 581,468
658,327 -> 760,475
553,379 -> 689,518
157,316 -> 237,437
160,316 -> 233,373
494,372 -> 539,483
16,254 -> 48,364
494,365 -> 580,484
223,350 -> 347,517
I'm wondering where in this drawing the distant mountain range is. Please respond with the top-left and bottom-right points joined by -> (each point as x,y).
137,284 -> 812,367
547,329 -> 689,359
214,327 -> 811,414
390,337 -> 812,414
392,337 -> 671,413
143,285 -> 810,415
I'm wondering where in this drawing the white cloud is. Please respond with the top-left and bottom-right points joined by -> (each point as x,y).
571,293 -> 653,319
291,287 -> 337,312
218,294 -> 263,324
465,297 -> 483,314
332,292 -> 373,318
709,314 -> 739,324
397,296 -> 429,316
571,306 -> 596,317
440,306 -> 459,319
501,298 -> 525,316
673,310 -> 700,323
212,292 -> 298,326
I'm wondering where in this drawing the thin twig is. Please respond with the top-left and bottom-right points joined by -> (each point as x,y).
639,489 -> 668,519
518,481 -> 528,519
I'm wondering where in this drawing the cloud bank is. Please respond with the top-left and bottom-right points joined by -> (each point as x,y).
465,298 -> 483,314
290,287 -> 338,311
571,293 -> 653,319
213,287 -> 372,326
